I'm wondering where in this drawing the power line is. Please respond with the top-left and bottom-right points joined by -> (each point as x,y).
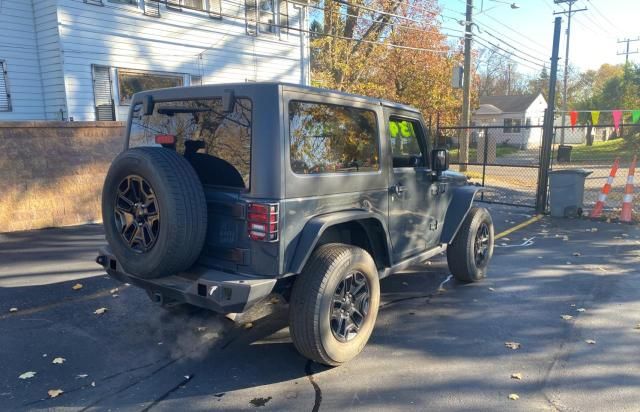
474,35 -> 546,68
478,28 -> 548,63
585,0 -> 618,32
479,13 -> 548,52
473,18 -> 549,58
474,37 -> 545,72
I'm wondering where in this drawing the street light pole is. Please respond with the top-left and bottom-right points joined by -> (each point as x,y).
460,0 -> 473,172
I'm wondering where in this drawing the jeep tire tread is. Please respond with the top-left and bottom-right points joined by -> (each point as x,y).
289,244 -> 380,366
447,207 -> 494,283
102,147 -> 207,279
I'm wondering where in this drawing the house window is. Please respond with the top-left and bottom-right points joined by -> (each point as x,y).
246,0 -> 257,35
503,118 -> 521,133
117,69 -> 184,105
92,65 -> 115,120
0,61 -> 11,112
209,0 -> 222,18
258,0 -> 275,33
278,0 -> 288,35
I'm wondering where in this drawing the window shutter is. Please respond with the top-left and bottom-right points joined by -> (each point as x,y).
143,0 -> 161,16
245,0 -> 257,35
0,61 -> 11,112
208,0 -> 222,18
279,0 -> 288,36
92,65 -> 115,121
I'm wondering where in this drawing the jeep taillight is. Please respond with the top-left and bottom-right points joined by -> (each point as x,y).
248,203 -> 279,241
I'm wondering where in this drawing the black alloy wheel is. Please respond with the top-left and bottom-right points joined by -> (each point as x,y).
474,222 -> 490,266
330,271 -> 370,342
114,175 -> 160,253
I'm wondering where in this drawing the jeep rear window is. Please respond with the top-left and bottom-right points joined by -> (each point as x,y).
289,101 -> 379,175
129,98 -> 252,189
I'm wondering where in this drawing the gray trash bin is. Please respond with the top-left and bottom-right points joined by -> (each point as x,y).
548,169 -> 592,217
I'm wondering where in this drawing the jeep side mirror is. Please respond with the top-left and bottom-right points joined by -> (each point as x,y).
431,148 -> 449,174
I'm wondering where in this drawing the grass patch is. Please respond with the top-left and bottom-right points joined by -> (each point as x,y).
449,145 -> 520,161
567,138 -> 640,163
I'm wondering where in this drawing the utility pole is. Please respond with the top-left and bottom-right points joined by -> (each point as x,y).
536,17 -> 562,213
617,37 -> 640,64
553,1 -> 586,145
460,0 -> 473,172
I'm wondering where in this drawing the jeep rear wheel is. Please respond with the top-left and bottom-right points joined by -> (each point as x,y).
289,244 -> 380,366
447,207 -> 494,283
102,147 -> 207,279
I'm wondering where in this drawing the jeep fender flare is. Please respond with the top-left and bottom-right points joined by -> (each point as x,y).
287,210 -> 393,275
440,185 -> 483,244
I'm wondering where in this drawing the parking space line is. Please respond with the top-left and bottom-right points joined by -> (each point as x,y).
0,284 -> 127,320
495,214 -> 543,240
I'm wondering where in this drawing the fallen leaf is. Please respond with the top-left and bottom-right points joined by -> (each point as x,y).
562,236 -> 569,241
510,373 -> 522,380
508,393 -> 520,400
184,375 -> 191,380
591,228 -> 598,232
576,308 -> 586,312
19,371 -> 36,380
572,252 -> 582,257
268,297 -> 280,304
48,389 -> 63,398
52,357 -> 66,364
42,354 -> 47,357
196,326 -> 207,332
9,307 -> 18,313
488,287 -> 495,291
72,283 -> 83,290
570,304 -> 576,307
504,341 -> 521,350
537,256 -> 543,259
91,381 -> 96,387
94,308 -> 107,315
566,261 -> 572,265
112,294 -> 119,298
243,322 -> 254,329
585,339 -> 596,345
76,374 -> 88,379
502,237 -> 511,241
561,315 -> 573,320
622,233 -> 629,238
402,281 -> 409,286
109,288 -> 119,294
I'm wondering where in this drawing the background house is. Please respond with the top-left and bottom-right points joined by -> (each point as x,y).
0,0 -> 310,122
472,93 -> 547,148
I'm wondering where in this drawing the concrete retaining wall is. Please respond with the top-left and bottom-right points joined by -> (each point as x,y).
0,121 -> 126,232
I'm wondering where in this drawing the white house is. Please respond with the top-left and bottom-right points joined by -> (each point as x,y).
0,0 -> 310,121
472,93 -> 547,148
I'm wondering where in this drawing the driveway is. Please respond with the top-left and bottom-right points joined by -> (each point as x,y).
1,206 -> 639,411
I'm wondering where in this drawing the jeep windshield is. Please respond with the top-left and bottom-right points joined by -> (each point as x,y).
129,98 -> 252,190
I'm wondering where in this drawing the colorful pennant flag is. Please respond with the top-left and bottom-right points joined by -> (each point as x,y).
570,111 -> 578,129
591,111 -> 600,126
612,110 -> 623,132
633,110 -> 640,124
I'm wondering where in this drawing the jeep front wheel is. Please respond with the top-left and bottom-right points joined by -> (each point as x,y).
447,207 -> 494,283
289,244 -> 380,366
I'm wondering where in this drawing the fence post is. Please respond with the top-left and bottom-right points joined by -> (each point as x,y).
481,127 -> 489,201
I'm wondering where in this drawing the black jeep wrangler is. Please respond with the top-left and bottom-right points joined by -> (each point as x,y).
97,83 -> 494,366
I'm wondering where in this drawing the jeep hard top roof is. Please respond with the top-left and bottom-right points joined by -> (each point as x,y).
131,82 -> 422,115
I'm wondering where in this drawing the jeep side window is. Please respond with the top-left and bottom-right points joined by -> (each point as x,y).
388,117 -> 426,168
289,101 -> 379,174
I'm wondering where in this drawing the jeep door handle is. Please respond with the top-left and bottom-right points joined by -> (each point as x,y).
391,184 -> 407,195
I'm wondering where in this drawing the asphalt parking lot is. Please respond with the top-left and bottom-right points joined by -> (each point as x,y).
2,205 -> 640,411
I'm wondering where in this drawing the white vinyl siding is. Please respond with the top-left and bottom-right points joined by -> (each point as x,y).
0,0 -> 46,119
58,0 -> 308,120
34,0 -> 68,120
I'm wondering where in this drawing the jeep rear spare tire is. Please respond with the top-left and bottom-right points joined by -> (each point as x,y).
289,244 -> 380,366
102,147 -> 207,279
447,207 -> 494,283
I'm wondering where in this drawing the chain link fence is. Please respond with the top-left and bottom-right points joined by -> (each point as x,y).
434,125 -> 544,208
433,123 -> 640,215
551,124 -> 640,214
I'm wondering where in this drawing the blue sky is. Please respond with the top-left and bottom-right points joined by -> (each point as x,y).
438,0 -> 640,74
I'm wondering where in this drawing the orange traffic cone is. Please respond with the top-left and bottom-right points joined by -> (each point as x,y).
590,158 -> 620,218
619,155 -> 637,223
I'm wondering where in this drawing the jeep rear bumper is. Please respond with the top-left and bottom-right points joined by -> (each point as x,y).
96,247 -> 277,314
